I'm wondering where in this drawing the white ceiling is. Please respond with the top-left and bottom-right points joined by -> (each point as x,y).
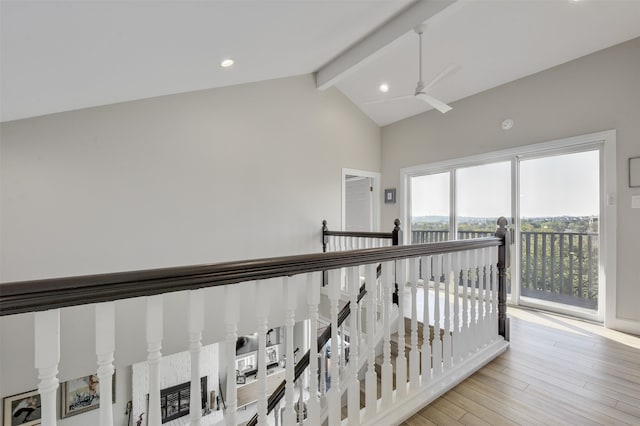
2,1 -> 640,126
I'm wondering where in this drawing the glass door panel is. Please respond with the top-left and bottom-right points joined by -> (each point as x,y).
410,172 -> 450,243
518,150 -> 600,312
456,162 -> 511,239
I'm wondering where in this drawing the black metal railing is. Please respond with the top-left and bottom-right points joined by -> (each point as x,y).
411,228 -> 598,310
521,231 -> 598,309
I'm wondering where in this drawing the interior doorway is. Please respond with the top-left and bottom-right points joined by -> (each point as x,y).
342,168 -> 380,232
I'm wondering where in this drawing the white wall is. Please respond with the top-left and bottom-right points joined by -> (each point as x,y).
0,73 -> 380,418
380,37 -> 640,329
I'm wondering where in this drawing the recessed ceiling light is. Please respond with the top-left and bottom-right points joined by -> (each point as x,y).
220,58 -> 234,68
378,83 -> 389,93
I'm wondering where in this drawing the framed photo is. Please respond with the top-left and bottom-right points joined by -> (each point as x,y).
3,389 -> 41,426
236,353 -> 256,374
60,373 -> 115,418
236,375 -> 246,385
266,346 -> 279,364
384,188 -> 396,204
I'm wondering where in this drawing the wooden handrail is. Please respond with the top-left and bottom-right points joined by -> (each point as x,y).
321,219 -> 402,252
0,237 -> 502,316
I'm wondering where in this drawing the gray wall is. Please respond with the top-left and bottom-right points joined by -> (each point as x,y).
1,73 -> 380,282
0,73 -> 380,422
381,37 -> 640,325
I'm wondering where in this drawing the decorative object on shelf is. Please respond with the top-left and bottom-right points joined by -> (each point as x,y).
384,188 -> 396,204
3,389 -> 41,426
236,374 -> 246,385
61,373 -> 115,418
630,156 -> 640,187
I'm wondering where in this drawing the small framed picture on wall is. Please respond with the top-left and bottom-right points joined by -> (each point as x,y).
384,188 -> 396,204
3,389 -> 41,426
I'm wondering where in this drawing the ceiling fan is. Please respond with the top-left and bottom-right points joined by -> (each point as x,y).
365,24 -> 458,113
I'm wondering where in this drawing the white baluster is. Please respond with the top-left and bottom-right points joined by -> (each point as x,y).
364,263 -> 377,418
320,345 -> 327,399
381,262 -> 393,408
347,266 -> 360,425
461,250 -> 469,359
328,269 -> 341,425
442,254 -> 452,371
453,253 -> 462,365
35,309 -> 60,426
297,379 -> 305,424
256,280 -> 271,426
224,285 -> 239,426
409,258 -> 420,391
477,249 -> 485,347
188,290 -> 204,426
306,273 -> 320,426
146,295 -> 163,426
95,302 -> 115,426
432,255 -> 442,377
470,250 -> 478,352
421,256 -> 432,385
283,277 -> 297,426
484,248 -> 492,344
492,246 -> 499,339
395,258 -> 407,398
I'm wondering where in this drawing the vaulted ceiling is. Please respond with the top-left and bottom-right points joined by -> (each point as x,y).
2,1 -> 639,126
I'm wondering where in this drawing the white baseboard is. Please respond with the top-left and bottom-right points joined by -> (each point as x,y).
356,338 -> 509,426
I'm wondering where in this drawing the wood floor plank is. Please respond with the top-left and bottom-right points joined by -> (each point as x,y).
458,412 -> 493,426
417,405 -> 464,426
442,390 -> 519,426
431,397 -> 467,421
404,306 -> 640,426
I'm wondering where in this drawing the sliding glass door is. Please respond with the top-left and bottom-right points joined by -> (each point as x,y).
456,162 -> 511,239
518,149 -> 600,313
407,139 -> 605,321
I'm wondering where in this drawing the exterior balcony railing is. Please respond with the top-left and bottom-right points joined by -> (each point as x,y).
411,229 -> 598,310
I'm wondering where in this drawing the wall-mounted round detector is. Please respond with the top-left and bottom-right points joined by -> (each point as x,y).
501,119 -> 514,130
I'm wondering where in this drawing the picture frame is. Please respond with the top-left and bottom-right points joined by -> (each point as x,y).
630,156 -> 640,187
236,375 -> 246,385
384,188 -> 396,204
3,389 -> 41,426
266,346 -> 279,364
60,373 -> 115,418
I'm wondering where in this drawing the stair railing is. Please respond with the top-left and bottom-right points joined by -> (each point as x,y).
0,219 -> 510,426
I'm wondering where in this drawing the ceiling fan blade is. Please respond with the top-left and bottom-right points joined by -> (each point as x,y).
416,93 -> 452,113
422,64 -> 460,93
363,94 -> 414,105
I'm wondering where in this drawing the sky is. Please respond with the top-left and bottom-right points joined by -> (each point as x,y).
411,150 -> 599,219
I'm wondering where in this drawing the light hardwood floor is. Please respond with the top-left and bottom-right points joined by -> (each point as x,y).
402,307 -> 640,426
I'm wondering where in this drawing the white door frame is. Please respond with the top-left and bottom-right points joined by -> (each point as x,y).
342,168 -> 381,232
400,130 -> 617,326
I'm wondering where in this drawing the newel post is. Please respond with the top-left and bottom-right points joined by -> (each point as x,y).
392,219 -> 402,305
495,217 -> 511,341
392,218 -> 402,246
322,220 -> 329,252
